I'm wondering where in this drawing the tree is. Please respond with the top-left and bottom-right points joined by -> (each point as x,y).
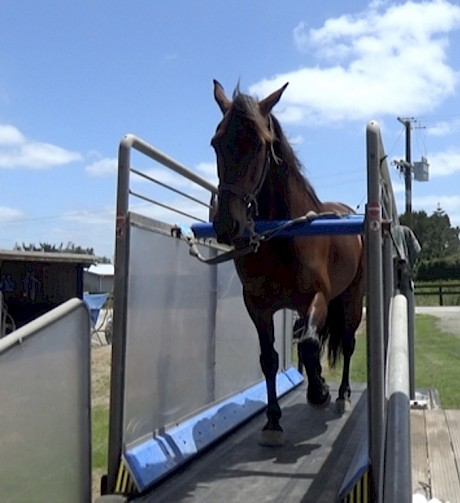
13,241 -> 112,263
400,206 -> 460,261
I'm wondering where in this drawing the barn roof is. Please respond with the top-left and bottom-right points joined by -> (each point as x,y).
0,249 -> 95,265
86,263 -> 114,276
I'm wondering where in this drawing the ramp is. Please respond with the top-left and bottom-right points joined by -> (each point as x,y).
136,383 -> 367,503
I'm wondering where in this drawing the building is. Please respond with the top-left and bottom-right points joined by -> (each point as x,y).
83,263 -> 114,294
0,249 -> 94,329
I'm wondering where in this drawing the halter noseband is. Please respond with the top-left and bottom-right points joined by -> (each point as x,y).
217,150 -> 271,218
216,116 -> 279,219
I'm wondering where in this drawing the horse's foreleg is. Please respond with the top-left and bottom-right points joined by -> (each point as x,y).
258,331 -> 286,446
246,301 -> 285,446
259,343 -> 282,425
299,293 -> 331,408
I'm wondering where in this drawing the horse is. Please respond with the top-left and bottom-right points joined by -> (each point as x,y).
210,80 -> 365,447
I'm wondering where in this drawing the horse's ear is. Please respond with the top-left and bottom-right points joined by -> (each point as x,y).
213,80 -> 232,114
259,82 -> 289,116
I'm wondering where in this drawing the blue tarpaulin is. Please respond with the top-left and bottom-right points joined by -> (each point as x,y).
83,292 -> 109,327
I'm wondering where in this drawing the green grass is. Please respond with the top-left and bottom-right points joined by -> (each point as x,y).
319,314 -> 460,408
92,405 -> 109,470
413,314 -> 460,408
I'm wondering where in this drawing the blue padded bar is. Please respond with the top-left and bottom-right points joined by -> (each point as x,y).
191,214 -> 364,239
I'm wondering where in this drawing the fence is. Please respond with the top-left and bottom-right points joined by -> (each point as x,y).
414,281 -> 460,306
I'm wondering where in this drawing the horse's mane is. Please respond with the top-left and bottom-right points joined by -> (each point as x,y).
268,113 -> 322,210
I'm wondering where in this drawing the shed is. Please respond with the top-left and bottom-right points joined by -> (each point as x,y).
83,263 -> 114,294
0,250 -> 94,328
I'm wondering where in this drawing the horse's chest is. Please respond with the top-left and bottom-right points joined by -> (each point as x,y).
235,246 -> 297,297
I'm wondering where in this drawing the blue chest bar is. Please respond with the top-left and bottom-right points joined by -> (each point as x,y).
191,214 -> 365,239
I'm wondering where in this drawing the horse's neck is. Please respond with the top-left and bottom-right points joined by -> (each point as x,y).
257,162 -> 323,220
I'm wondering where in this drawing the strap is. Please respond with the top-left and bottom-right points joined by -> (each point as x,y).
172,225 -> 257,265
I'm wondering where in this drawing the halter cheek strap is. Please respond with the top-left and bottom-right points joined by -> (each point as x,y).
217,151 -> 270,218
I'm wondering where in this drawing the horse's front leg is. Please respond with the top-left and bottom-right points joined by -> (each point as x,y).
299,292 -> 331,408
258,328 -> 285,446
244,296 -> 285,446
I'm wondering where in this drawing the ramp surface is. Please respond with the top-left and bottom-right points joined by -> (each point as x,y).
135,382 -> 367,503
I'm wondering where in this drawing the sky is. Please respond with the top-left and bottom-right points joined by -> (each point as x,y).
1,0 -> 460,260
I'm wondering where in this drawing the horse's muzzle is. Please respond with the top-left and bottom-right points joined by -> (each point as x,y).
213,218 -> 243,245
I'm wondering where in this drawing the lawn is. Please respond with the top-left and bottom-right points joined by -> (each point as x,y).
322,314 -> 460,408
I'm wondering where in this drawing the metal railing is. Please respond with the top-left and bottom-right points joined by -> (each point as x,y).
108,134 -> 219,491
366,121 -> 413,503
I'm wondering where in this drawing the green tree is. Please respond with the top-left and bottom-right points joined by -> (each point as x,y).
400,206 -> 460,261
14,241 -> 112,263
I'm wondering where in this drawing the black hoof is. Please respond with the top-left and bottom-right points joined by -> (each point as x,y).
259,429 -> 286,446
307,384 -> 331,408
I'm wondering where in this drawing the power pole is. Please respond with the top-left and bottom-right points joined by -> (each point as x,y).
397,117 -> 416,218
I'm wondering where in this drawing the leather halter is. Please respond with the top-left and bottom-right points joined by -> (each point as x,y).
217,151 -> 271,218
216,116 -> 278,220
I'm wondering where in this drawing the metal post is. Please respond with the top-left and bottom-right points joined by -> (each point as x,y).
384,294 -> 412,502
366,121 -> 386,503
107,136 -> 132,493
399,270 -> 416,400
397,118 -> 414,225
382,231 -> 394,362
404,121 -> 412,216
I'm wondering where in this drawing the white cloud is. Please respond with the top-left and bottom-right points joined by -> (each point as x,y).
0,125 -> 25,145
195,161 -> 218,184
427,119 -> 460,136
0,206 -> 24,222
251,0 -> 460,125
0,124 -> 82,168
86,157 -> 117,176
424,147 -> 460,177
288,134 -> 304,146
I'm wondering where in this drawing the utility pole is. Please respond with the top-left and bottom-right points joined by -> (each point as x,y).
397,117 -> 416,218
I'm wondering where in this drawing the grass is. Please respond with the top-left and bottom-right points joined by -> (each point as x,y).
92,405 -> 110,471
412,314 -> 460,408
320,314 -> 460,408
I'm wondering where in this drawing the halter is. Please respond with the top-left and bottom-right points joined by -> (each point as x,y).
216,116 -> 280,229
217,150 -> 271,219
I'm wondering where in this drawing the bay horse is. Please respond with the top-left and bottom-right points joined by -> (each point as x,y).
211,80 -> 365,446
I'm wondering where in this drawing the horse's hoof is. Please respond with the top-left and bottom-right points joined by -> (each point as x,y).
307,388 -> 331,409
336,398 -> 351,415
259,429 -> 286,447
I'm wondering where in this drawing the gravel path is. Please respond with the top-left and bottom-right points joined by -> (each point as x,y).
416,306 -> 460,336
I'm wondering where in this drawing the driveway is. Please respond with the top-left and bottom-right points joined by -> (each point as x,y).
415,306 -> 460,336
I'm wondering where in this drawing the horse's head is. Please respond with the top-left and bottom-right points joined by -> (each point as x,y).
211,80 -> 288,245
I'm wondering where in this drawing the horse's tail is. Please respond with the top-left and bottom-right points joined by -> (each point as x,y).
324,245 -> 365,368
324,295 -> 346,368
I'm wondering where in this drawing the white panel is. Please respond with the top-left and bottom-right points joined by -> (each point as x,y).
0,299 -> 91,503
124,223 -> 213,445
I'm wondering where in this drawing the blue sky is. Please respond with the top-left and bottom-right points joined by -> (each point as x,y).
1,0 -> 460,259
